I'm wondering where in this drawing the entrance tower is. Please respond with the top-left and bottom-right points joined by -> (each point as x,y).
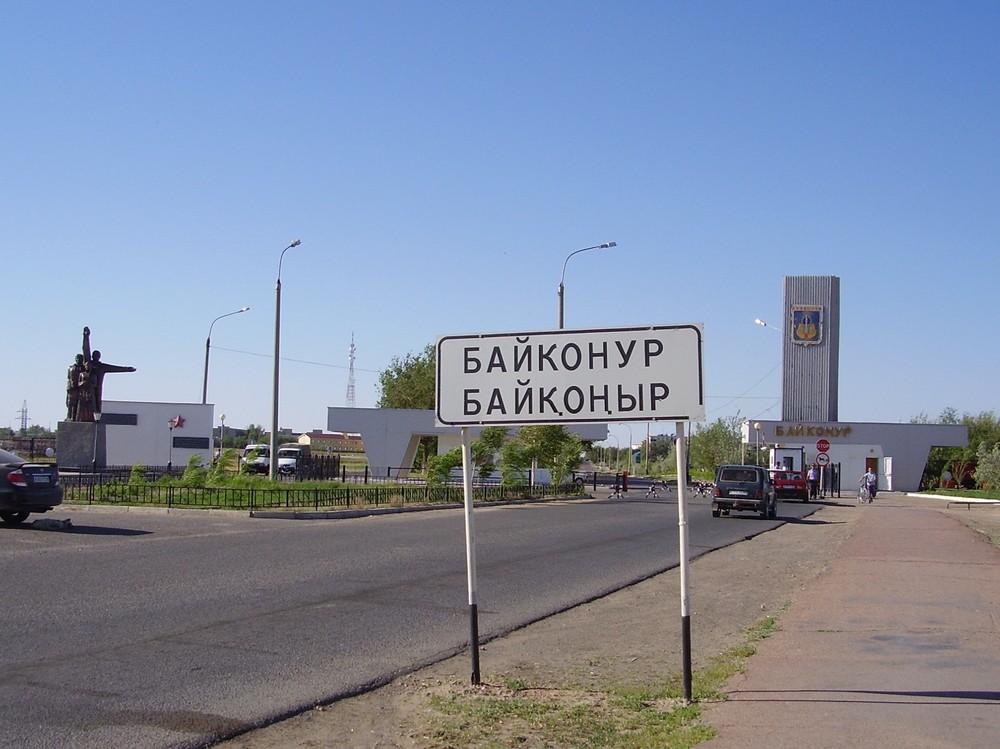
781,276 -> 840,422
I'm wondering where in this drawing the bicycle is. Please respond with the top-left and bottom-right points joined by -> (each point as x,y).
858,482 -> 873,503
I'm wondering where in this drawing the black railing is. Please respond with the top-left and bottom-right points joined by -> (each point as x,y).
60,474 -> 586,512
1,437 -> 57,460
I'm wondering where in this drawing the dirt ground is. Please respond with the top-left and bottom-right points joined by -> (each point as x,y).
217,494 -> 1000,749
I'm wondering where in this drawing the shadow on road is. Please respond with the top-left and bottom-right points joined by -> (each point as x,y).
2,523 -> 154,537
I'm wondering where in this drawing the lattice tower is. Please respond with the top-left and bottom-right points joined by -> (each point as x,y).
345,334 -> 357,408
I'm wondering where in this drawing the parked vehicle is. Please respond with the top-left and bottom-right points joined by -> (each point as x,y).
277,443 -> 311,475
0,448 -> 63,524
712,464 -> 776,519
241,444 -> 271,474
769,469 -> 810,501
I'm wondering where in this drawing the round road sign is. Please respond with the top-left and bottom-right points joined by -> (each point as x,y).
816,452 -> 830,466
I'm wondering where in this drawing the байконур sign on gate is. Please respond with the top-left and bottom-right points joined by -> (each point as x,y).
436,324 -> 704,426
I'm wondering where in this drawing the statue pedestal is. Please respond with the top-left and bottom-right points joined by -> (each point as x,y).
57,421 -> 106,469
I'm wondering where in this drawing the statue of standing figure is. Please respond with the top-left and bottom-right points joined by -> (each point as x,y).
66,326 -> 137,422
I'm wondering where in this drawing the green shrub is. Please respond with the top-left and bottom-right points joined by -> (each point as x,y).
974,442 -> 1000,490
209,449 -> 239,482
180,455 -> 208,488
128,464 -> 148,486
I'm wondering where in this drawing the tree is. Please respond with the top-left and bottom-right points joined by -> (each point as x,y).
640,434 -> 678,477
500,438 -> 532,485
920,409 -> 1000,488
426,448 -> 462,486
472,426 -> 508,479
974,441 -> 1000,490
377,343 -> 436,410
688,416 -> 742,473
511,425 -> 584,484
243,424 -> 266,447
377,343 -> 438,466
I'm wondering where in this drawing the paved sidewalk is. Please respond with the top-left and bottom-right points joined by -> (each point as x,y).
701,493 -> 1000,748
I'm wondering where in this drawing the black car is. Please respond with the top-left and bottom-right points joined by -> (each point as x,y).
712,464 -> 777,519
0,448 -> 63,525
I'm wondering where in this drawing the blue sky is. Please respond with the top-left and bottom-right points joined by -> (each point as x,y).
4,1 -> 998,448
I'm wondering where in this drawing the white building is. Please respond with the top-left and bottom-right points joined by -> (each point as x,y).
744,276 -> 968,492
57,400 -> 214,469
745,419 -> 966,492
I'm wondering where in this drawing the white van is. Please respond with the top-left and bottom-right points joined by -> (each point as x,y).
241,444 -> 270,474
277,444 -> 310,475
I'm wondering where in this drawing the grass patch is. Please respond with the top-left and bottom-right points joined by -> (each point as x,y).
421,605 -> 787,748
922,488 -> 1000,500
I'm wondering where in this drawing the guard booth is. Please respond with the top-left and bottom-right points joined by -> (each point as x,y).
772,446 -> 805,471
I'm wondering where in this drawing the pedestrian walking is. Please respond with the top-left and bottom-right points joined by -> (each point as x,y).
807,464 -> 819,500
864,468 -> 878,498
860,468 -> 878,503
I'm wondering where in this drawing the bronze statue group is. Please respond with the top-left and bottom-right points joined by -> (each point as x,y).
65,327 -> 136,422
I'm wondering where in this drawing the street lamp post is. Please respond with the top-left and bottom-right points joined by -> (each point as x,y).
92,411 -> 102,472
168,421 -> 175,472
202,307 -> 250,404
558,242 -> 616,328
271,239 -> 301,479
755,317 -> 782,419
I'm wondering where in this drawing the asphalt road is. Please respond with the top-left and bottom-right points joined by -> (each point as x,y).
0,493 -> 820,748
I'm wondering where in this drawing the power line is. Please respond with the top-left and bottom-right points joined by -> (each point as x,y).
213,345 -> 380,374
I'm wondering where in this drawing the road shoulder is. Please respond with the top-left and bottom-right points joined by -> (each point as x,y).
219,496 -> 864,748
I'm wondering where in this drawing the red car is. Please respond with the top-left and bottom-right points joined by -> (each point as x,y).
769,469 -> 810,501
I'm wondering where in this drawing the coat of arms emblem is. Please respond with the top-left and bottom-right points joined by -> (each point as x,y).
791,305 -> 823,345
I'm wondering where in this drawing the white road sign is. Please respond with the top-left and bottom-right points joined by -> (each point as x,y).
436,324 -> 704,426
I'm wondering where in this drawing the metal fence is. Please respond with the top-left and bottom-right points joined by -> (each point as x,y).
61,473 -> 586,512
1,437 -> 57,460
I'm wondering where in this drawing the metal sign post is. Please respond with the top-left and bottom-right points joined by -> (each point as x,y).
675,420 -> 693,702
437,325 -> 704,426
460,427 -> 481,684
436,324 -> 705,688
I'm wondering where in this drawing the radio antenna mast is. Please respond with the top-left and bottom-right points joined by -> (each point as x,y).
345,334 -> 357,408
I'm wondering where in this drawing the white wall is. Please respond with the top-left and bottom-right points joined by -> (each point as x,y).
102,400 -> 214,468
744,420 -> 967,492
